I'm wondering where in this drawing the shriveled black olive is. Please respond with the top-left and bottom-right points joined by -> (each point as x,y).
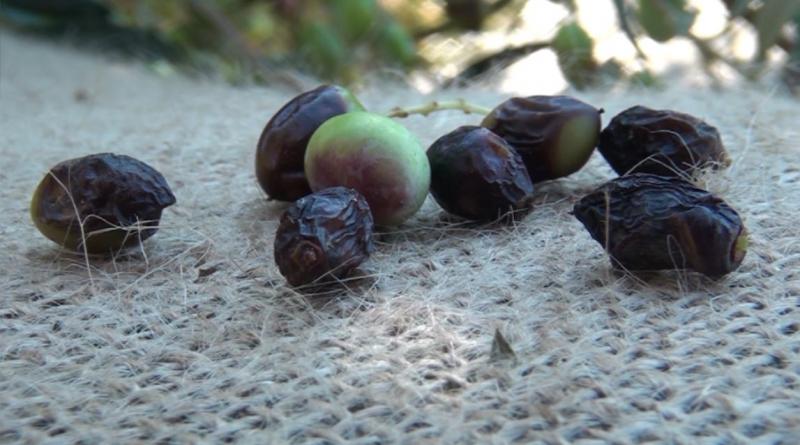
255,85 -> 364,202
274,187 -> 374,287
481,95 -> 602,182
30,153 -> 176,253
598,105 -> 729,177
427,126 -> 534,221
573,173 -> 747,278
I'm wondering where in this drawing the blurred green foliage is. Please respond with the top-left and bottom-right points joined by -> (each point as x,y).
1,0 -> 799,92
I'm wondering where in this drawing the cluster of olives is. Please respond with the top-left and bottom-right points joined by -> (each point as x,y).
256,85 -> 746,285
29,84 -> 747,286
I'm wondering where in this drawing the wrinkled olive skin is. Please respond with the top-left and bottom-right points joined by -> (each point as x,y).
305,112 -> 430,226
255,85 -> 364,201
274,187 -> 374,287
427,126 -> 534,221
573,174 -> 747,278
30,153 -> 176,253
481,95 -> 602,182
598,106 -> 729,177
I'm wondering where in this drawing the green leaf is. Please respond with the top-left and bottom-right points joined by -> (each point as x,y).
552,21 -> 596,88
754,0 -> 800,60
300,22 -> 348,78
378,21 -> 417,67
637,0 -> 696,42
332,0 -> 377,41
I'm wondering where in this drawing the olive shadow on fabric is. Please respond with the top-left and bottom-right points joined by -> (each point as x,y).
593,264 -> 747,301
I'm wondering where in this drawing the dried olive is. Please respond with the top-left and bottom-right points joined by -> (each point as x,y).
573,173 -> 747,278
598,105 -> 729,177
274,187 -> 374,287
427,126 -> 534,221
30,153 -> 176,253
255,85 -> 364,202
481,95 -> 602,182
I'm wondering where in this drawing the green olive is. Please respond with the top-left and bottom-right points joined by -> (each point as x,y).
305,112 -> 430,226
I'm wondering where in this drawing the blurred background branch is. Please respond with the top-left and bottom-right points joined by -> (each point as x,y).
1,0 -> 799,94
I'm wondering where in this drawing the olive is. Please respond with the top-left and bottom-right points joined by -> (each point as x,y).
481,95 -> 602,182
598,105 -> 729,177
30,153 -> 176,253
274,187 -> 374,287
255,84 -> 365,202
427,126 -> 534,221
573,173 -> 747,278
305,112 -> 430,226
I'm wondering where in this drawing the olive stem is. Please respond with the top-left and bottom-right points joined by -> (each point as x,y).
387,100 -> 492,119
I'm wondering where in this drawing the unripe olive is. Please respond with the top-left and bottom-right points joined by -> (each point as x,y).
255,85 -> 364,202
305,112 -> 430,226
481,95 -> 602,182
428,126 -> 534,221
30,153 -> 176,254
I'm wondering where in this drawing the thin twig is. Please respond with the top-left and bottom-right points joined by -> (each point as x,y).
612,0 -> 648,61
448,41 -> 551,85
387,99 -> 491,119
687,33 -> 755,80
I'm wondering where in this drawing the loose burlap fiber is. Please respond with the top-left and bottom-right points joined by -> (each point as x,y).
1,32 -> 799,445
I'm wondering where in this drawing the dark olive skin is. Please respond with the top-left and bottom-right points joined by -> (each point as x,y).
255,85 -> 364,201
481,95 -> 602,182
573,173 -> 747,278
427,126 -> 534,221
598,105 -> 729,177
274,187 -> 374,287
30,153 -> 176,253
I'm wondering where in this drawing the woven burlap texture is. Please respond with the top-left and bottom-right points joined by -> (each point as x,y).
1,32 -> 798,445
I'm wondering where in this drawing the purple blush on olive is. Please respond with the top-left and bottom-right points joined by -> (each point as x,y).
255,85 -> 364,201
304,112 -> 430,226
